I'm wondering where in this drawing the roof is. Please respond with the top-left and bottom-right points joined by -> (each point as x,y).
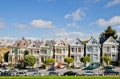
11,38 -> 31,48
100,36 -> 118,45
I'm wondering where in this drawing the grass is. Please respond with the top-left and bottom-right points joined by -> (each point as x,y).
0,76 -> 120,79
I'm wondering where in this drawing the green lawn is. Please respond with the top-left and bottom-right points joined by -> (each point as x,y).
0,76 -> 120,79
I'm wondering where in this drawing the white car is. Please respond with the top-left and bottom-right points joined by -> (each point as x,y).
82,71 -> 98,76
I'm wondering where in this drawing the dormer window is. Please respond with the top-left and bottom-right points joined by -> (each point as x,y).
92,41 -> 95,44
33,45 -> 35,47
76,42 -> 78,45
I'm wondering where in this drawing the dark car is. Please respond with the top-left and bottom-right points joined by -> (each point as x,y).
47,67 -> 56,71
28,68 -> 38,72
1,71 -> 14,76
104,65 -> 115,69
104,69 -> 119,75
63,71 -> 79,76
49,71 -> 61,76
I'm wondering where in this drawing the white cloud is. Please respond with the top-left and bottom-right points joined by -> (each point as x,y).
85,0 -> 100,3
0,21 -> 5,28
67,22 -> 79,28
64,8 -> 86,21
91,16 -> 120,27
54,31 -> 92,40
106,0 -> 120,7
17,24 -> 27,30
30,19 -> 53,28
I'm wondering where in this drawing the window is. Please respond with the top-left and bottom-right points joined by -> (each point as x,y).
41,50 -> 47,54
72,48 -> 74,52
107,47 -> 109,52
88,47 -> 93,52
92,41 -> 95,44
76,42 -> 78,45
78,48 -> 81,52
33,45 -> 35,47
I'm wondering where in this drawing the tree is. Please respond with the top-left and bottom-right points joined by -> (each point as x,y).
44,58 -> 55,65
102,56 -> 111,65
24,54 -> 36,67
80,56 -> 91,66
99,26 -> 118,40
64,57 -> 74,67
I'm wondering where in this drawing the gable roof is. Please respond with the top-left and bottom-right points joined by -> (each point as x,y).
86,37 -> 100,46
103,36 -> 119,45
69,38 -> 84,46
11,38 -> 31,48
55,39 -> 69,47
41,40 -> 56,49
28,40 -> 43,48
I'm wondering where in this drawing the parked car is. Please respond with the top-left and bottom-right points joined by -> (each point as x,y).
16,71 -> 26,76
47,67 -> 56,71
63,71 -> 79,76
27,72 -> 44,76
104,65 -> 115,69
27,68 -> 38,72
104,69 -> 119,75
83,63 -> 100,70
81,71 -> 98,76
1,71 -> 14,76
49,71 -> 61,76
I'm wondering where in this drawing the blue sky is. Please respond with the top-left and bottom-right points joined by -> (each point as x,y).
0,0 -> 120,40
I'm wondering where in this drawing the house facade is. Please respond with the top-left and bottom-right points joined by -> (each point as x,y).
54,39 -> 69,63
9,38 -> 31,66
40,40 -> 55,64
101,36 -> 119,63
27,40 -> 43,67
86,37 -> 101,62
69,38 -> 84,67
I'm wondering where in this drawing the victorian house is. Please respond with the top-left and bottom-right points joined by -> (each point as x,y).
54,39 -> 69,63
100,36 -> 119,65
9,38 -> 31,66
40,40 -> 56,64
86,37 -> 101,63
69,38 -> 84,67
27,40 -> 43,67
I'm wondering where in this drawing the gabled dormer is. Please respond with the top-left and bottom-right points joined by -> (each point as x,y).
103,36 -> 119,45
28,41 -> 43,49
86,37 -> 100,46
55,39 -> 68,47
69,38 -> 83,46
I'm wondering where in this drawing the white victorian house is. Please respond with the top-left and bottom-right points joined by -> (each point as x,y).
86,37 -> 101,63
101,36 -> 119,63
54,39 -> 69,63
40,40 -> 55,64
27,40 -> 43,67
69,38 -> 84,67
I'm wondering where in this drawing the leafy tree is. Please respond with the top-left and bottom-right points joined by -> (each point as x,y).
102,56 -> 111,65
82,40 -> 88,44
0,55 -> 3,63
24,54 -> 36,67
64,57 -> 74,67
80,56 -> 91,66
44,58 -> 55,65
99,26 -> 118,40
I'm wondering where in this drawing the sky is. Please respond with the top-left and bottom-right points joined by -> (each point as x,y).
0,0 -> 120,40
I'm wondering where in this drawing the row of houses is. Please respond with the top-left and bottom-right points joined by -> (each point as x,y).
8,36 -> 120,67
